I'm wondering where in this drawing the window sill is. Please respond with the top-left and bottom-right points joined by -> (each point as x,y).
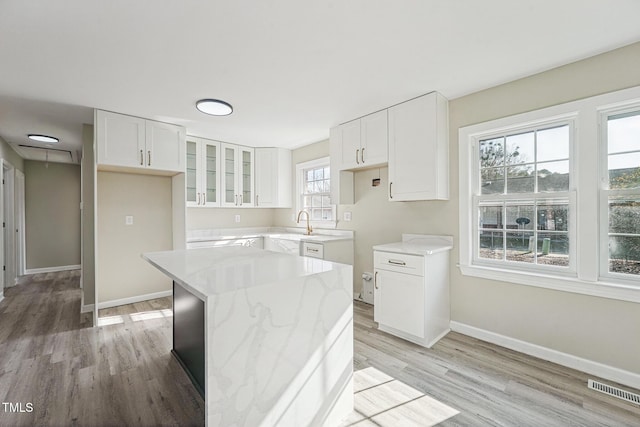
458,264 -> 640,303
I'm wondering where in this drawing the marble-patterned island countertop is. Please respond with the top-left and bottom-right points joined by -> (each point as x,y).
143,246 -> 354,427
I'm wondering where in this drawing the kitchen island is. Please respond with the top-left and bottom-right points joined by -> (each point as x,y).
143,246 -> 353,427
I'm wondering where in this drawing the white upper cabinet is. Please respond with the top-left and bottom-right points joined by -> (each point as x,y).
221,143 -> 254,207
255,147 -> 292,208
360,110 -> 388,166
334,110 -> 388,170
336,119 -> 361,170
388,92 -> 449,201
186,136 -> 220,207
96,110 -> 185,174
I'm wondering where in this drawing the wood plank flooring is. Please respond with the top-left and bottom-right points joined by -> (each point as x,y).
0,271 -> 204,427
0,272 -> 638,426
346,301 -> 640,427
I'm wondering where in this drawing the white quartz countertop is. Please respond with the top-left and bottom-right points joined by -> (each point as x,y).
143,246 -> 350,301
186,227 -> 354,243
373,234 -> 454,256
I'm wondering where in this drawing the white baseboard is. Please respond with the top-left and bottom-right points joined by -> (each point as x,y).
93,290 -> 172,311
25,264 -> 81,275
450,321 -> 640,391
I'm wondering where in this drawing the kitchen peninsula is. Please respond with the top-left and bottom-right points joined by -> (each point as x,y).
143,246 -> 354,427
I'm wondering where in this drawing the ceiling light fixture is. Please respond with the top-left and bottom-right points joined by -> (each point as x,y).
28,134 -> 59,144
196,99 -> 233,116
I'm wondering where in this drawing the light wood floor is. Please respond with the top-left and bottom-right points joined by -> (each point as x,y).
0,272 -> 638,426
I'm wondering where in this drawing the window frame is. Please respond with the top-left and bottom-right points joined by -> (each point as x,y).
459,85 -> 640,304
599,105 -> 640,286
471,119 -> 577,275
295,156 -> 336,229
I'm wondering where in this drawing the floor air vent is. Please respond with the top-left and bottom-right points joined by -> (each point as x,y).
588,379 -> 640,405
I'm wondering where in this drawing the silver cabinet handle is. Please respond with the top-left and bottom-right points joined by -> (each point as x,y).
235,194 -> 238,206
148,150 -> 151,166
256,194 -> 259,206
388,259 -> 406,266
197,193 -> 201,205
389,182 -> 393,198
361,147 -> 365,164
203,193 -> 206,205
374,271 -> 379,289
356,149 -> 360,164
240,194 -> 243,205
140,149 -> 144,165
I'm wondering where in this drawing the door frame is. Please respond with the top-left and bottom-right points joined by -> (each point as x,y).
2,160 -> 16,288
14,169 -> 25,278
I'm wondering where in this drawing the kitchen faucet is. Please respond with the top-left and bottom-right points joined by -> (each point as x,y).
296,210 -> 313,235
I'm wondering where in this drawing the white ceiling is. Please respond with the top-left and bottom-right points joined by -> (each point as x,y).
1,1 -> 639,163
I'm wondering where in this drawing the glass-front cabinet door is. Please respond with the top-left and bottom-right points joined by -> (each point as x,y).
223,144 -> 236,206
186,139 -> 198,206
203,142 -> 218,206
240,146 -> 254,207
221,143 -> 254,207
186,136 -> 220,207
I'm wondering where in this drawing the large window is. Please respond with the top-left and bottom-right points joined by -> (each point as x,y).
602,109 -> 640,280
476,124 -> 573,271
459,85 -> 640,303
296,157 -> 335,226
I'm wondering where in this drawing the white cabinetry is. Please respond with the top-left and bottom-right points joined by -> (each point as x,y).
388,92 -> 449,201
334,110 -> 388,170
221,143 -> 254,207
186,136 -> 220,207
96,110 -> 185,174
255,148 -> 292,208
373,235 -> 452,348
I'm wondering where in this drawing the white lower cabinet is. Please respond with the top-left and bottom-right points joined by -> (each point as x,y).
374,267 -> 425,338
373,235 -> 452,348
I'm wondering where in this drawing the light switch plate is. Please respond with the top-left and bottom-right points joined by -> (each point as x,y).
344,211 -> 352,221
235,214 -> 241,223
125,215 -> 134,225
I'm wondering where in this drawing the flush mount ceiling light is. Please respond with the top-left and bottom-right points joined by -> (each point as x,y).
28,134 -> 59,144
196,99 -> 233,116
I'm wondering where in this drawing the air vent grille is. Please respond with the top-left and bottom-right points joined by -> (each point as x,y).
588,379 -> 640,405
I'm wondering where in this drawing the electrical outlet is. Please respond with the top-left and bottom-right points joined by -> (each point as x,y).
235,214 -> 241,223
343,211 -> 352,221
125,215 -> 134,225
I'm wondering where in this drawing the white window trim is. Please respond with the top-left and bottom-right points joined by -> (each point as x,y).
598,104 -> 640,286
459,85 -> 640,303
296,156 -> 337,229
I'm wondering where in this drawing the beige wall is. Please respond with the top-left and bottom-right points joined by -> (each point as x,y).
97,172 -> 173,303
24,160 -> 81,269
81,124 -> 95,307
187,207 -> 275,230
275,42 -> 640,375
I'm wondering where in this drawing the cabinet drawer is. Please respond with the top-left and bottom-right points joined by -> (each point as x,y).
374,251 -> 424,276
302,242 -> 324,259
